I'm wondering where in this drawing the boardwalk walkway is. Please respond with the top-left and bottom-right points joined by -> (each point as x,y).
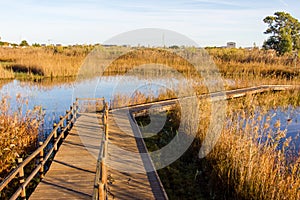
106,110 -> 167,199
30,113 -> 103,200
2,84 -> 298,200
29,111 -> 167,200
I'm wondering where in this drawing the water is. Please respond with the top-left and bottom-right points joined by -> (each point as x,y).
0,76 -> 181,135
1,77 -> 299,151
266,107 -> 300,151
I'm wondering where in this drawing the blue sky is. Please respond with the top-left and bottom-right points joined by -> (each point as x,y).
0,0 -> 299,47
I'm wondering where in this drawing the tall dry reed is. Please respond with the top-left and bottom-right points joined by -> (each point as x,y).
0,95 -> 42,179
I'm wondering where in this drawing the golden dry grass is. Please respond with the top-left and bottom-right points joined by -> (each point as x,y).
0,46 -> 89,78
1,46 -> 299,90
0,96 -> 42,179
195,91 -> 300,199
0,63 -> 14,79
207,48 -> 300,89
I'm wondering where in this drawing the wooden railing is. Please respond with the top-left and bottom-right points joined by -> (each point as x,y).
93,102 -> 109,200
0,100 -> 80,200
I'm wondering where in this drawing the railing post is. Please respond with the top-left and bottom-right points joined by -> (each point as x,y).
99,182 -> 104,200
105,124 -> 109,140
73,102 -> 78,119
100,158 -> 107,200
66,110 -> 70,131
53,123 -> 58,151
17,158 -> 26,200
103,113 -> 107,125
39,142 -> 44,179
70,106 -> 73,118
60,116 -> 65,139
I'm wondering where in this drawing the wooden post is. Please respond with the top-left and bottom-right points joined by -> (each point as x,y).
73,102 -> 77,119
70,106 -> 73,118
105,103 -> 109,116
105,124 -> 109,140
101,160 -> 107,185
60,116 -> 65,139
17,158 -> 26,199
39,142 -> 44,179
99,182 -> 104,200
66,110 -> 70,131
103,113 -> 107,125
53,123 -> 58,151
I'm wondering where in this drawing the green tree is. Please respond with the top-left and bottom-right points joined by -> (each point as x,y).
32,43 -> 41,47
20,40 -> 29,47
263,11 -> 300,55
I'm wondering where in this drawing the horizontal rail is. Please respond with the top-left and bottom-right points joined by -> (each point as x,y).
0,100 -> 80,199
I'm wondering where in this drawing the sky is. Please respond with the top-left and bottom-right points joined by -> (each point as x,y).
0,0 -> 299,47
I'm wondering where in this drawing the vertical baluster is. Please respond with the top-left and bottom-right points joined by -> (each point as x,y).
39,142 -> 44,179
60,116 -> 65,139
53,123 -> 58,151
66,110 -> 70,131
17,158 -> 26,199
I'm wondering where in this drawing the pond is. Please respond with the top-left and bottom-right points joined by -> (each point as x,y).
0,76 -> 182,136
0,77 -> 299,151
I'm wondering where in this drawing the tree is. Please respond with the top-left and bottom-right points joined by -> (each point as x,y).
263,11 -> 300,55
20,40 -> 29,47
32,43 -> 41,47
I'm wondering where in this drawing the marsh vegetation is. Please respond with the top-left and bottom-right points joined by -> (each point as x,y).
0,46 -> 300,199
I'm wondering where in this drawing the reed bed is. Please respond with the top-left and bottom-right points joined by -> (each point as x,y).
1,46 -> 299,90
0,95 -> 42,179
0,63 -> 14,79
0,46 -> 89,78
207,48 -> 300,89
204,111 -> 300,199
197,91 -> 300,199
136,90 -> 300,199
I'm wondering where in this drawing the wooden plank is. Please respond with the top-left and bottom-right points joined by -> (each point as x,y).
29,113 -> 103,200
106,111 -> 168,200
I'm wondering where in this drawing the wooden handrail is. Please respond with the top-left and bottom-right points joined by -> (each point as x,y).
93,102 -> 109,200
0,100 -> 79,199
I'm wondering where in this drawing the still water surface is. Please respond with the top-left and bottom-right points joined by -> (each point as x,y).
0,77 -> 299,150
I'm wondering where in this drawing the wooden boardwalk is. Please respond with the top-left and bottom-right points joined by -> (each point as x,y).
29,113 -> 103,200
29,111 -> 167,200
2,84 -> 299,200
106,110 -> 167,200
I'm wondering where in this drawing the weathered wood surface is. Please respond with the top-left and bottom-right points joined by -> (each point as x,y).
30,113 -> 103,200
106,110 -> 167,200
